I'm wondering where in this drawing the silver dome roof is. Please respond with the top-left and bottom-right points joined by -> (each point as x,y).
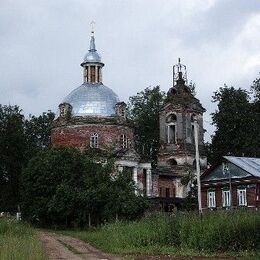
63,83 -> 119,116
82,33 -> 102,64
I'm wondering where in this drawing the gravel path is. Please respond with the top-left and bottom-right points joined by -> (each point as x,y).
39,231 -> 121,260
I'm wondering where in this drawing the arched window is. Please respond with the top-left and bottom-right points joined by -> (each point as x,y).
90,133 -> 98,148
191,114 -> 196,143
168,158 -> 178,166
120,134 -> 128,149
166,114 -> 177,144
166,113 -> 177,123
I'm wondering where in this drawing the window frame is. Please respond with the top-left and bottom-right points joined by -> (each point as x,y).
90,133 -> 99,148
222,189 -> 231,207
237,188 -> 247,206
120,134 -> 128,149
207,190 -> 216,208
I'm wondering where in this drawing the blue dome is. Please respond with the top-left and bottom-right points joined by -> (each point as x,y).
63,83 -> 119,116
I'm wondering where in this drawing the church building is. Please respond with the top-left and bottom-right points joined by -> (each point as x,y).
51,31 -> 152,196
51,31 -> 207,210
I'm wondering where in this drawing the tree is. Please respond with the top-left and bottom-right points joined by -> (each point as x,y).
24,111 -> 55,158
0,105 -> 27,212
104,171 -> 149,221
0,105 -> 54,212
210,84 -> 259,164
128,86 -> 165,166
21,147 -> 148,227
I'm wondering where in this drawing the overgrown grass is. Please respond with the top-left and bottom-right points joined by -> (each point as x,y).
61,210 -> 260,257
0,218 -> 46,260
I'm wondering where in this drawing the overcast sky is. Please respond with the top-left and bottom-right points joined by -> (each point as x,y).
1,0 -> 260,142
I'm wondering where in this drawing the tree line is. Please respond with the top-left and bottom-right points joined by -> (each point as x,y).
0,74 -> 259,226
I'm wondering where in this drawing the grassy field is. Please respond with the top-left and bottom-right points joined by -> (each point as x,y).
0,218 -> 46,260
61,210 -> 260,257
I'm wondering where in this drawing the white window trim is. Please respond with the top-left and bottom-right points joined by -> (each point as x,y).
222,190 -> 231,207
120,134 -> 128,149
90,133 -> 98,148
237,188 -> 247,206
207,190 -> 216,208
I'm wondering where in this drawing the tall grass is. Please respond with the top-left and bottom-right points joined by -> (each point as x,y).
63,210 -> 260,256
0,218 -> 46,260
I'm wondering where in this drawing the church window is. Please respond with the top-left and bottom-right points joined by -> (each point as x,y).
60,106 -> 65,117
166,113 -> 177,123
97,67 -> 100,82
120,134 -> 128,148
159,187 -> 163,197
191,124 -> 195,143
167,125 -> 176,144
166,188 -> 170,198
120,108 -> 126,117
90,133 -> 98,148
90,66 -> 95,83
169,158 -> 177,166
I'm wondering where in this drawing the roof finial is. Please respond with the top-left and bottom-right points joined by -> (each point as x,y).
89,21 -> 96,51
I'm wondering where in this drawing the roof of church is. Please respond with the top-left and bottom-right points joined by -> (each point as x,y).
63,83 -> 119,117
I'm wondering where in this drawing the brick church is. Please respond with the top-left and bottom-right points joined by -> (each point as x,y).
51,31 -> 207,210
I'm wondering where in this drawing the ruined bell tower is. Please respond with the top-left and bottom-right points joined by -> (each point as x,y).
155,59 -> 207,209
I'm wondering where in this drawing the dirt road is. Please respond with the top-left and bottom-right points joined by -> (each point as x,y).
39,231 -> 121,260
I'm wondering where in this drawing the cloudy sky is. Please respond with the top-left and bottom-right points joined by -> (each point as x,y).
1,0 -> 260,141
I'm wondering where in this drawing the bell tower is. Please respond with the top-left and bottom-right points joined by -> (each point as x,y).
81,28 -> 104,84
156,59 -> 207,204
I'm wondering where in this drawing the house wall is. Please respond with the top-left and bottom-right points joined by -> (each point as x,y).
201,183 -> 259,210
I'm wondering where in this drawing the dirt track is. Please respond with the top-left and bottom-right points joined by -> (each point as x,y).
39,231 -> 121,260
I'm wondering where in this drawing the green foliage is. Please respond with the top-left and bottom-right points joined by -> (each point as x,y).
62,211 -> 259,256
210,84 -> 259,164
0,218 -> 45,260
0,105 -> 54,212
21,147 -> 148,227
188,80 -> 196,96
128,86 -> 165,166
0,105 -> 27,212
24,111 -> 55,157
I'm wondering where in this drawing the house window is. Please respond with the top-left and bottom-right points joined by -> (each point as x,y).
222,190 -> 231,207
237,188 -> 247,206
207,190 -> 216,208
90,133 -> 98,148
120,134 -> 128,148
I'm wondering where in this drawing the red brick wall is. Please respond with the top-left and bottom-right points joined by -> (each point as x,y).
51,124 -> 134,150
